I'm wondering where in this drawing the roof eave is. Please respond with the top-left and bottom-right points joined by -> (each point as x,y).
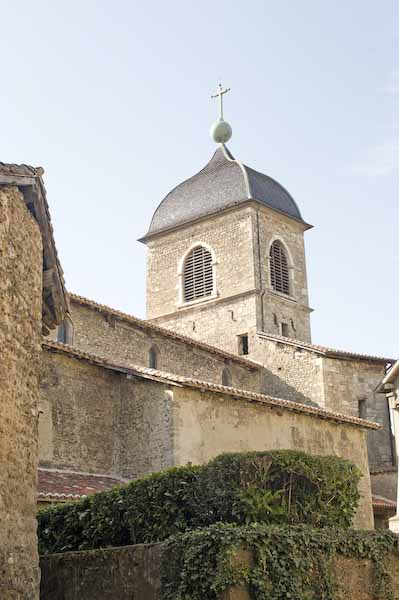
139,198 -> 313,243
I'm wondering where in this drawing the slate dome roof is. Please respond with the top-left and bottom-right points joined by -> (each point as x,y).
143,145 -> 306,239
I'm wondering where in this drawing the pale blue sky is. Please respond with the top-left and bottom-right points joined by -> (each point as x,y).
2,1 -> 398,357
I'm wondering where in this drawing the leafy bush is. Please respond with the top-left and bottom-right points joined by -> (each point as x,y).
38,450 -> 361,555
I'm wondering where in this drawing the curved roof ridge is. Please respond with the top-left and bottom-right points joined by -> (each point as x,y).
221,144 -> 252,199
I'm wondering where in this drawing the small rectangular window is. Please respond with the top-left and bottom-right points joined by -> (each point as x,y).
358,399 -> 367,420
281,322 -> 289,338
238,334 -> 249,356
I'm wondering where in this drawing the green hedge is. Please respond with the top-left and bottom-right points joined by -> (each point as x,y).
161,524 -> 399,600
38,450 -> 361,555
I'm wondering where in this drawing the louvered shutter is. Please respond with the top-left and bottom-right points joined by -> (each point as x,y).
270,241 -> 290,295
183,246 -> 213,302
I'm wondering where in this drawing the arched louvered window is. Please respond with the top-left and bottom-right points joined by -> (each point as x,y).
222,368 -> 232,387
148,345 -> 159,369
183,245 -> 214,302
270,240 -> 290,295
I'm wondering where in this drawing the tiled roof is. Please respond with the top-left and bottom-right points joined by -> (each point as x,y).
257,332 -> 394,364
70,293 -> 259,370
43,340 -> 381,431
142,145 -> 309,239
372,494 -> 397,510
0,162 -> 69,330
38,468 -> 126,501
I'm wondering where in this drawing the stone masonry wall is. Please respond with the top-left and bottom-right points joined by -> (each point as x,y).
146,206 -> 256,319
171,386 -> 374,529
322,357 -> 392,468
252,336 -> 391,470
256,207 -> 312,342
68,300 -> 261,392
40,544 -> 399,600
40,349 -> 174,479
40,544 -> 163,600
251,335 -> 325,406
0,187 -> 42,599
151,293 -> 259,357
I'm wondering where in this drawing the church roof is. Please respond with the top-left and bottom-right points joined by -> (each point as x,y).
70,293 -> 260,370
257,332 -> 394,364
44,340 -> 381,431
142,145 -> 309,240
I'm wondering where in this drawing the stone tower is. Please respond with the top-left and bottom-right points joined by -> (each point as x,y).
140,144 -> 312,355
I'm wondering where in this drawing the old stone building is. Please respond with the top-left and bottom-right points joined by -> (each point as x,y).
0,120 -> 397,595
0,164 -> 68,599
38,137 -> 395,523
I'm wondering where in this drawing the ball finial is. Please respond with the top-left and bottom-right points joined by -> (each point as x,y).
210,119 -> 232,143
211,83 -> 232,144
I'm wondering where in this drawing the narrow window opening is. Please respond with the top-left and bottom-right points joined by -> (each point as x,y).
358,399 -> 367,420
222,368 -> 232,387
270,240 -> 290,295
56,317 -> 74,345
238,334 -> 249,356
281,322 -> 289,338
148,346 -> 159,369
183,245 -> 213,302
57,321 -> 66,343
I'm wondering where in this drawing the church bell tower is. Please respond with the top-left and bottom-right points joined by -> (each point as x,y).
139,85 -> 313,356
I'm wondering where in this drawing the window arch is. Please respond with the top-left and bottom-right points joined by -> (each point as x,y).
269,240 -> 290,295
183,245 -> 214,302
222,367 -> 232,387
148,345 -> 159,369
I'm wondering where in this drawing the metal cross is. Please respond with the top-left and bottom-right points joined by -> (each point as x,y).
211,83 -> 231,120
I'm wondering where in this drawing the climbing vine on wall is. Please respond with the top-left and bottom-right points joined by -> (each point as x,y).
161,524 -> 399,600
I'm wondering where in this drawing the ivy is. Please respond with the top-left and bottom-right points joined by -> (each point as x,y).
38,450 -> 362,555
161,524 -> 399,600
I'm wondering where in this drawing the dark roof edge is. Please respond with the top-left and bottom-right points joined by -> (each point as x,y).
139,198 -> 313,243
257,331 -> 393,364
43,340 -> 380,430
69,293 -> 260,370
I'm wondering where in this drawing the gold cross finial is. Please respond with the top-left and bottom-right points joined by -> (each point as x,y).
211,83 -> 231,120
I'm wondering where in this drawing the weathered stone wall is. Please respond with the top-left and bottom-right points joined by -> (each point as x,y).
0,187 -> 42,599
68,301 -> 261,392
40,346 -> 373,527
151,293 -> 259,357
40,350 -> 174,479
370,467 -> 397,501
256,207 -> 312,342
251,335 -> 324,405
322,357 -> 392,468
146,206 -> 256,319
171,386 -> 374,529
40,544 -> 163,600
40,544 -> 399,599
251,335 -> 392,471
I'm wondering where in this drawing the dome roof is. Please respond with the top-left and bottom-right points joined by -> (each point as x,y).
143,145 -> 307,239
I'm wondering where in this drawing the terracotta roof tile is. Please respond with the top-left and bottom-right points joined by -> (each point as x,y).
69,293 -> 259,370
38,468 -> 126,501
372,494 -> 397,510
43,340 -> 381,431
257,332 -> 394,364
